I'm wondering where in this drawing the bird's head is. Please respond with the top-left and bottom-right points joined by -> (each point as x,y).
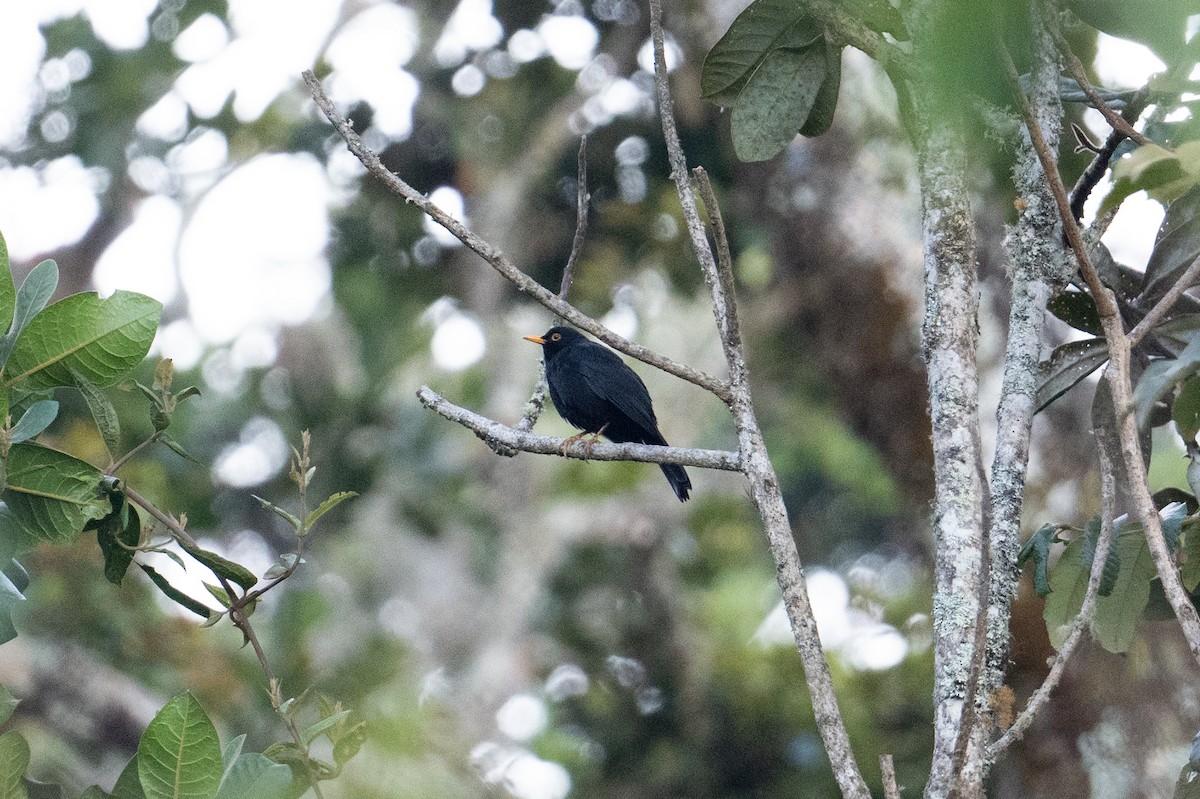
522,326 -> 585,357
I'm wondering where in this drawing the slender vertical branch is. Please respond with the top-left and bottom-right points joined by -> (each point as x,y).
984,0 -> 1068,741
1002,43 -> 1200,667
649,3 -> 871,797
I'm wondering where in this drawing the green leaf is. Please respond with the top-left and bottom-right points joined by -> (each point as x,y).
3,443 -> 108,549
1182,518 -> 1200,591
73,372 -> 122,461
179,542 -> 257,591
1175,376 -> 1200,444
1035,338 -> 1110,412
797,40 -> 841,137
5,291 -> 161,390
0,232 -> 16,337
111,756 -> 145,799
263,554 -> 298,580
8,401 -> 58,445
159,436 -> 200,465
1140,184 -> 1200,305
214,754 -> 291,799
0,569 -> 25,647
1092,526 -> 1157,653
730,45 -> 827,161
1048,290 -> 1103,336
1017,524 -> 1058,597
331,722 -> 366,770
1042,536 -> 1090,650
302,491 -> 357,532
23,779 -> 61,799
0,686 -> 17,727
1078,517 -> 1119,597
139,566 -> 212,619
301,710 -> 351,746
0,260 -> 58,367
0,730 -> 30,799
1132,333 -> 1200,428
97,505 -> 141,586
701,0 -> 823,106
137,694 -> 222,799
252,497 -> 300,530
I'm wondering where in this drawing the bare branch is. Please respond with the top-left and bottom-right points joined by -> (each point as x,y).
988,441 -> 1119,758
417,386 -> 742,472
881,754 -> 902,799
1003,44 -> 1200,667
515,136 -> 591,438
1053,32 -> 1154,148
1128,253 -> 1200,346
649,3 -> 871,797
301,70 -> 731,404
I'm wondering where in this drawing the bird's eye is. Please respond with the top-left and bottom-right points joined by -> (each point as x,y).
550,333 -> 561,341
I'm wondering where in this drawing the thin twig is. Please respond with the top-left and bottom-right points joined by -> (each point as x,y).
1056,41 -> 1153,147
1128,253 -> 1200,346
514,137 -> 590,439
417,385 -> 741,471
1003,43 -> 1200,667
880,754 -> 902,799
988,441 -> 1118,758
649,2 -> 871,797
302,70 -> 731,404
123,485 -> 327,797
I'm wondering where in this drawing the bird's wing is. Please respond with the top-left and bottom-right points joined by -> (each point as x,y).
576,348 -> 659,433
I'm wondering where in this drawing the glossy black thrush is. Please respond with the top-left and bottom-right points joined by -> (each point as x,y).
524,326 -> 692,501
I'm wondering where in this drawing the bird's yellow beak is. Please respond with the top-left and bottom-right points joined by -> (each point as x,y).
523,335 -> 546,345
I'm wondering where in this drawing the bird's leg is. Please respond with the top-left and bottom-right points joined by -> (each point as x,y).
559,431 -> 587,456
577,423 -> 608,461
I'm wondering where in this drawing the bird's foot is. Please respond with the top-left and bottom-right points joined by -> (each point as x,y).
561,425 -> 607,460
559,432 -> 586,456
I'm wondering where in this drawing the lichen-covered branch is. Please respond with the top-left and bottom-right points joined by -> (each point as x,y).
984,0 -> 1068,737
417,386 -> 742,471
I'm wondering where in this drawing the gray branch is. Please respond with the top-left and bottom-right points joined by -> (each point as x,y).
301,70 -> 731,404
417,386 -> 742,471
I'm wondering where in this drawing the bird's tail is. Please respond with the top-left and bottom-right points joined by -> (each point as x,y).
660,463 -> 691,502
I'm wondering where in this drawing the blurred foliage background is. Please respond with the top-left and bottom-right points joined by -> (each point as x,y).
0,1 -> 1196,797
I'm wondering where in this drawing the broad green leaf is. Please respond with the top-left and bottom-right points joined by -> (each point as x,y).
180,542 -> 257,591
1175,376 -> 1200,444
137,693 -> 222,799
0,260 -> 58,368
5,291 -> 161,390
0,685 -> 17,727
1035,337 -> 1109,412
1132,333 -> 1200,428
111,756 -> 145,799
8,401 -> 58,444
263,554 -> 299,580
1017,524 -> 1058,597
301,710 -> 351,746
1140,185 -> 1200,305
701,0 -> 823,106
1048,290 -> 1103,336
0,233 -> 15,337
220,737 -> 245,786
797,41 -> 842,137
73,371 -> 122,461
730,45 -> 827,161
139,566 -> 212,619
302,491 -> 357,532
97,505 -> 141,586
0,730 -> 29,799
0,570 -> 24,646
24,779 -> 62,798
3,444 -> 107,548
214,755 -> 292,799
1092,527 -> 1156,653
332,721 -> 366,769
1042,537 -> 1090,650
1182,518 -> 1200,591
1078,517 -> 1120,597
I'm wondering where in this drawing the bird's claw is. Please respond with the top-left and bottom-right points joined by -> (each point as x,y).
561,425 -> 607,460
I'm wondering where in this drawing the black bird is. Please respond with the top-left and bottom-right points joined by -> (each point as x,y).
524,326 -> 692,502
